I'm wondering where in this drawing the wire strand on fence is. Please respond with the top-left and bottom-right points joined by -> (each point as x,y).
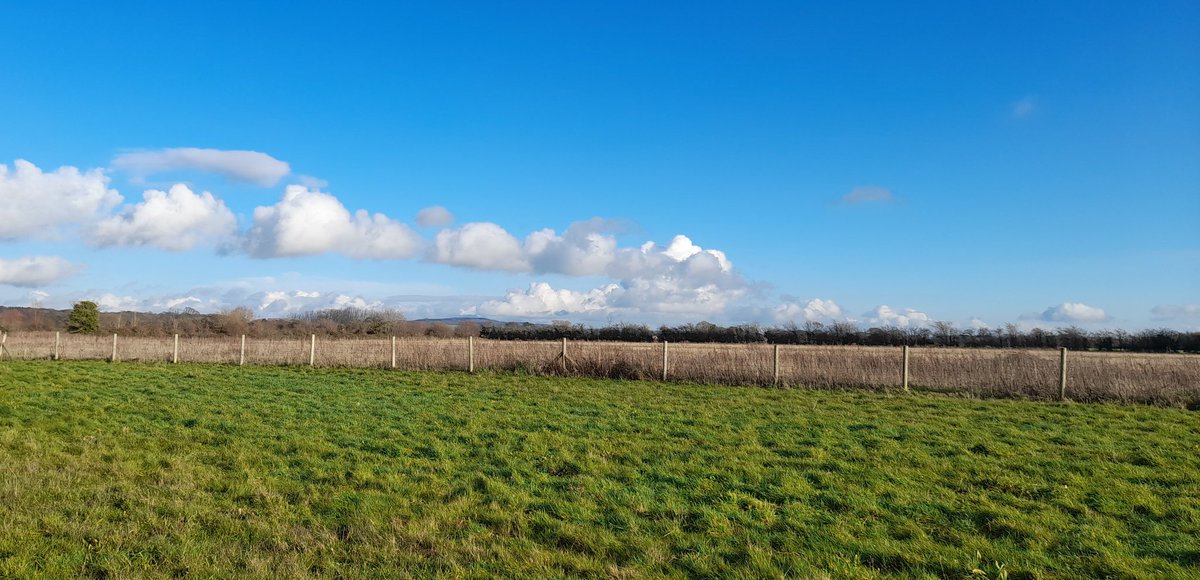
1,332 -> 1194,405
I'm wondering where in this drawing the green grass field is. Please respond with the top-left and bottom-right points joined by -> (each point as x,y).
1,362 -> 1197,578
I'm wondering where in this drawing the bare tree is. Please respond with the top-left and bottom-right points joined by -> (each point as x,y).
931,321 -> 957,346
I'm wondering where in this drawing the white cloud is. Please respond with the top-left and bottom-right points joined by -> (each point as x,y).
774,298 -> 843,323
837,186 -> 895,205
0,160 -> 122,240
1151,304 -> 1200,321
245,185 -> 424,259
600,235 -> 745,317
524,219 -> 619,276
415,205 -> 454,227
157,296 -> 205,311
473,282 -> 619,317
431,222 -> 528,271
112,148 -> 290,187
466,234 -> 749,320
1011,96 -> 1037,119
89,184 -> 237,251
0,256 -> 82,287
95,293 -> 143,311
69,287 -> 387,317
432,219 -> 642,278
865,305 -> 931,328
0,154 -> 752,321
253,290 -> 383,316
1041,302 -> 1106,323
610,235 -> 733,280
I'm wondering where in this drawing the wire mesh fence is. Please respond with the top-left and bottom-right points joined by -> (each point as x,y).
0,331 -> 1196,405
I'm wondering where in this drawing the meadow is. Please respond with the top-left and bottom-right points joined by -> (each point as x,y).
2,332 -> 1198,406
1,361 -> 1198,578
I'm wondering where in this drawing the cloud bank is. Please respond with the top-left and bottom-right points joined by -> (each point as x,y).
5,156 -> 1096,327
1,160 -> 746,321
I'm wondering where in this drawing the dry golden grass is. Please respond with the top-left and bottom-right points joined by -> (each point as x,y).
2,332 -> 1196,406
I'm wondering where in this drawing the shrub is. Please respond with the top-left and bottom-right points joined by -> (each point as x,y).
67,301 -> 100,334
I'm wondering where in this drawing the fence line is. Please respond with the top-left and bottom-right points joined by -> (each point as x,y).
0,331 -> 1196,405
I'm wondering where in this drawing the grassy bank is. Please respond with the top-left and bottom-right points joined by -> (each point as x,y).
1,361 -> 1197,577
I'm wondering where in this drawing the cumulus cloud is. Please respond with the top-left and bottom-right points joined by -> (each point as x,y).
95,293 -> 144,311
1151,304 -> 1200,322
64,287 -> 391,317
1011,96 -> 1037,119
89,184 -> 237,251
864,305 -> 931,328
1041,302 -> 1106,323
416,205 -> 454,227
431,222 -> 528,271
473,282 -> 619,317
245,185 -> 423,259
524,219 -> 620,276
774,298 -> 843,323
609,235 -> 733,281
466,233 -> 749,320
0,154 -> 754,320
0,160 -> 122,239
433,218 -> 673,279
253,290 -> 384,316
112,147 -> 290,187
603,235 -> 745,316
837,186 -> 895,205
0,256 -> 82,287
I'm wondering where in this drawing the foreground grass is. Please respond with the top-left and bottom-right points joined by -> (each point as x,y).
0,362 -> 1197,578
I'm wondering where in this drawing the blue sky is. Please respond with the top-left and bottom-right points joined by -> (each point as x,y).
1,1 -> 1197,329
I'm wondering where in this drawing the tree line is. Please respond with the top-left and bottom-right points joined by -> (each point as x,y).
482,320 -> 1200,353
1,304 -> 1196,353
0,304 -> 481,340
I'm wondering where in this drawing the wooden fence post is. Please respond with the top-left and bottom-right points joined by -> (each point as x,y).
310,334 -> 316,367
0,333 -> 7,360
560,338 -> 568,373
173,334 -> 179,364
902,345 -> 910,393
240,335 -> 246,366
111,333 -> 118,363
391,336 -> 397,369
1058,347 -> 1068,401
662,340 -> 669,381
468,336 -> 475,373
54,331 -> 60,361
773,344 -> 780,386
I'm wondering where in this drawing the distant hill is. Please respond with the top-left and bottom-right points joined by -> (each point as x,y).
411,316 -> 503,326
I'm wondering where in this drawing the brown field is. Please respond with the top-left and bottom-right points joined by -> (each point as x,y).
2,331 -> 1196,406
